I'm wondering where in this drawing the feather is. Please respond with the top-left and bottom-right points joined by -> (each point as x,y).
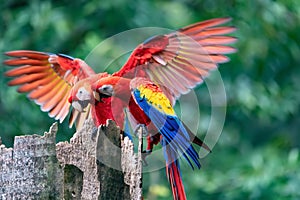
41,83 -> 69,111
165,147 -> 187,200
5,65 -> 47,76
204,45 -> 237,54
28,77 -> 61,99
17,75 -> 56,93
179,18 -> 232,35
199,36 -> 238,45
37,79 -> 68,107
194,26 -> 237,37
5,50 -> 50,59
114,18 -> 236,105
3,58 -> 48,66
48,92 -> 68,117
132,85 -> 201,169
4,50 -> 96,128
8,72 -> 48,86
55,94 -> 71,122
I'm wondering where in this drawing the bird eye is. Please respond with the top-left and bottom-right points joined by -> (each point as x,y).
100,85 -> 112,91
98,85 -> 113,96
102,86 -> 108,91
76,87 -> 90,101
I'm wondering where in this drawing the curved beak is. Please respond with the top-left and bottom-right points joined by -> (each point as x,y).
93,91 -> 101,102
92,85 -> 114,103
71,100 -> 89,112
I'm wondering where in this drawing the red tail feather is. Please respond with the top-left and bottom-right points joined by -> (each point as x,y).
166,162 -> 187,200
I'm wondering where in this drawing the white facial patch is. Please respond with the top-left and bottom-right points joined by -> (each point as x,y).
98,84 -> 114,96
76,87 -> 91,101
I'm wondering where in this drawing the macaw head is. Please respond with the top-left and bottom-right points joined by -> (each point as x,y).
68,80 -> 93,112
92,76 -> 131,102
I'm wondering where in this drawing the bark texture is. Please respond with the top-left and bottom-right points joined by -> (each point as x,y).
0,123 -> 63,199
0,119 -> 142,200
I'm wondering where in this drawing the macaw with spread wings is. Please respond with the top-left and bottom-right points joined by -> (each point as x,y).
4,18 -> 236,132
4,17 -> 236,200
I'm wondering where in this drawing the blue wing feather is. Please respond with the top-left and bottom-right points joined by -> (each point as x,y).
133,89 -> 201,169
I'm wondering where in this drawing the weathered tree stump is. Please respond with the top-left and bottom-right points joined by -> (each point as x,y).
0,119 -> 143,200
0,123 -> 63,199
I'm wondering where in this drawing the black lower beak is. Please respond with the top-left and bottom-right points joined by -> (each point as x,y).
99,93 -> 111,102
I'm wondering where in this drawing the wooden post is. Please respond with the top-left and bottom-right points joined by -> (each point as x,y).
97,121 -> 130,199
0,123 -> 63,199
56,119 -> 100,199
0,119 -> 143,199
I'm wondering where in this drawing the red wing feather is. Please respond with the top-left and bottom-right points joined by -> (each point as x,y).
114,18 -> 236,105
4,50 -> 95,127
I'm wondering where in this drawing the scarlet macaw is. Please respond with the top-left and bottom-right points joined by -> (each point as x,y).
4,18 -> 235,158
4,17 -> 236,200
92,76 -> 211,200
4,18 -> 236,132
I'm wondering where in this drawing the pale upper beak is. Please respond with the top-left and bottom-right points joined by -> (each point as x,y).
71,100 -> 90,112
72,101 -> 84,112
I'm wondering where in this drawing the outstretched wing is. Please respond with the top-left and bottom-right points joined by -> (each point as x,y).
3,50 -> 95,128
114,18 -> 237,105
130,78 -> 201,169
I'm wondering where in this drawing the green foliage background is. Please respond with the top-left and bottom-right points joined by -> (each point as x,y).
1,0 -> 300,199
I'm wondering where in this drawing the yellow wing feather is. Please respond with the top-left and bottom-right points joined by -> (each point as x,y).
137,85 -> 175,116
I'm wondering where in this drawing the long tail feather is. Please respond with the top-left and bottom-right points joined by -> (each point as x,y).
165,144 -> 187,200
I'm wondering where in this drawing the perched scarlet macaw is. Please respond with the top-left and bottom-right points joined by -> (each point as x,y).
4,17 -> 236,200
4,18 -> 236,132
92,76 -> 211,200
4,18 -> 235,164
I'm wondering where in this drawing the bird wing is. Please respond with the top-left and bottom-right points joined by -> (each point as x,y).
130,78 -> 201,169
114,18 -> 236,105
4,50 -> 96,128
